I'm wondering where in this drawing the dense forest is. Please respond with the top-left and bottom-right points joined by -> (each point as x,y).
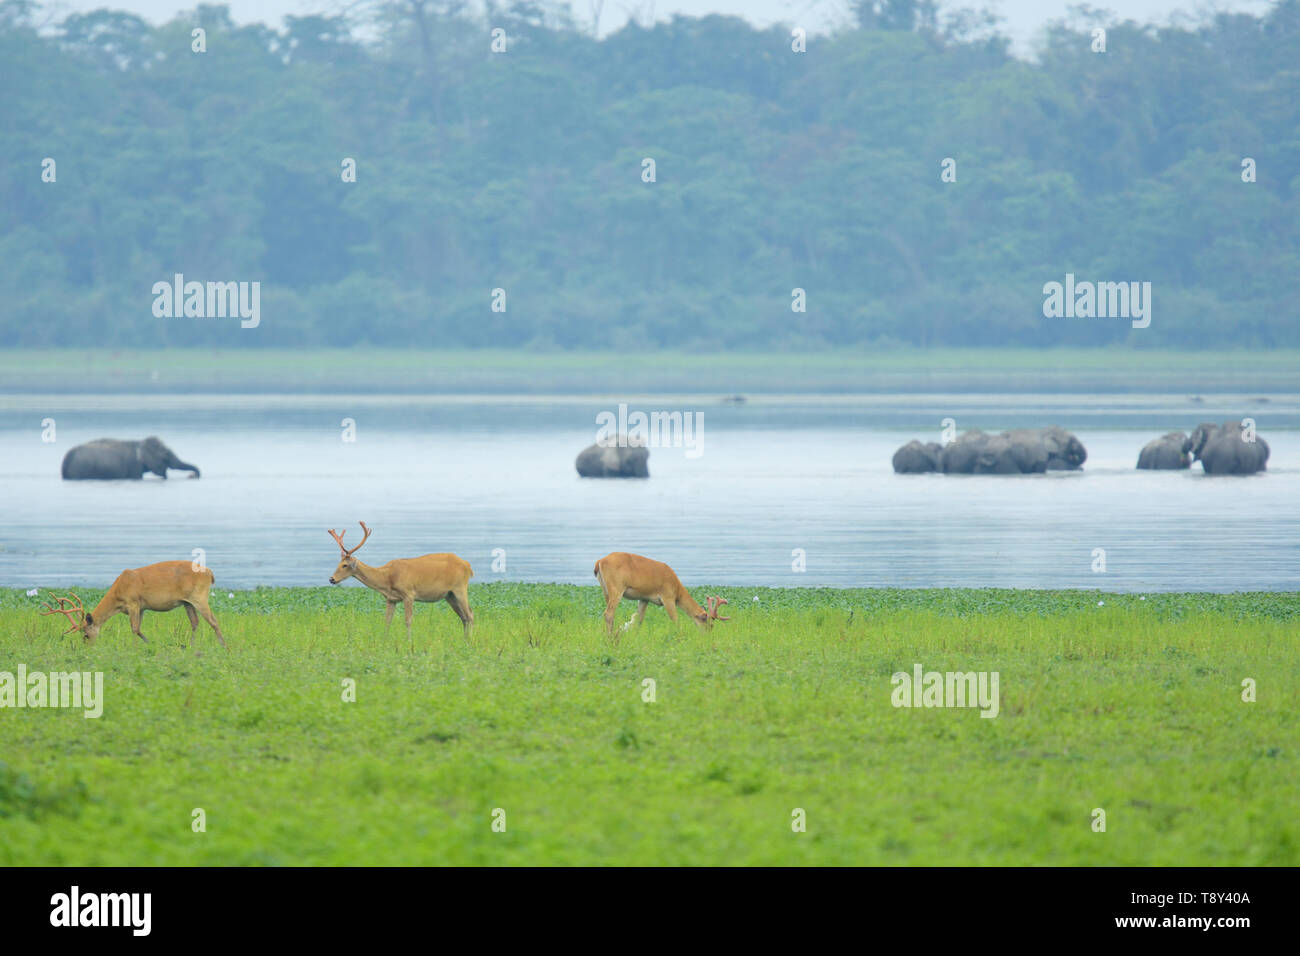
1,0 -> 1298,350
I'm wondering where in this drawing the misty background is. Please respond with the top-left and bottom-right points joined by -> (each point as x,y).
3,0 -> 1298,351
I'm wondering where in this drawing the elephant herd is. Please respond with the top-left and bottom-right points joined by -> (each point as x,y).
893,426 -> 1087,475
1136,422 -> 1270,475
894,421 -> 1271,476
56,421 -> 1274,482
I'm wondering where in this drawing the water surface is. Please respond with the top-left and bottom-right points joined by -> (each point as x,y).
2,393 -> 1296,592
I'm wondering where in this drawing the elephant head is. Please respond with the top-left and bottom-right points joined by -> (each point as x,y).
892,440 -> 943,473
1192,421 -> 1269,475
1188,422 -> 1218,461
140,436 -> 200,479
1041,426 -> 1087,470
1137,431 -> 1193,469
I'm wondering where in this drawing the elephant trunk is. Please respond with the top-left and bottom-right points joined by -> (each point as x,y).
173,458 -> 201,478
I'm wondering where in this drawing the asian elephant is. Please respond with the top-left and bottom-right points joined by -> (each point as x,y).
576,435 -> 649,478
61,437 -> 201,480
1189,421 -> 1269,475
1000,430 -> 1062,472
1137,432 -> 1192,469
920,427 -> 1085,474
937,429 -> 991,473
891,440 -> 943,473
1036,426 -> 1088,470
972,433 -> 1029,473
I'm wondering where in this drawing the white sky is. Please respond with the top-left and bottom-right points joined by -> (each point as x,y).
36,0 -> 1276,55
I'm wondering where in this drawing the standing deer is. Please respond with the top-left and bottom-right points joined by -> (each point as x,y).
593,552 -> 729,636
328,522 -> 474,639
39,561 -> 226,648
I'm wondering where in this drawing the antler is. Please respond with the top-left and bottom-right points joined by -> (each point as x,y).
39,592 -> 86,634
328,521 -> 373,557
707,596 -> 730,621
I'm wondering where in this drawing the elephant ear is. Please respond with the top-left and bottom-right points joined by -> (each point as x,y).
140,436 -> 170,473
1189,424 -> 1215,456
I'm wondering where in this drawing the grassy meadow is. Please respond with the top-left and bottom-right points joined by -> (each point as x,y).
4,347 -> 1300,393
1,584 -> 1296,866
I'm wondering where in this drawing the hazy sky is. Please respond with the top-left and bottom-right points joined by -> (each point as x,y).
39,0 -> 1275,54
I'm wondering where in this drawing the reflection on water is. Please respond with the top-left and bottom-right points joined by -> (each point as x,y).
2,393 -> 1297,591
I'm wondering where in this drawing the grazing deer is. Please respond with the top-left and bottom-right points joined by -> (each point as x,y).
328,522 -> 474,639
39,561 -> 226,648
593,552 -> 729,636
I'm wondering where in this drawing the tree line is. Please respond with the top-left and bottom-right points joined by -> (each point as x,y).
2,0 -> 1298,350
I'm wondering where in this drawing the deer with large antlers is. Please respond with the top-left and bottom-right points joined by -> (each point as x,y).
328,522 -> 474,639
39,561 -> 226,648
593,552 -> 729,637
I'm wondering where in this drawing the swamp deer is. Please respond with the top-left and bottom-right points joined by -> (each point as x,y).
327,522 -> 474,639
593,552 -> 729,637
39,561 -> 225,648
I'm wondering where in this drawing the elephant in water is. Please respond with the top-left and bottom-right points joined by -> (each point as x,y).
576,435 -> 649,478
1137,432 -> 1192,469
1189,421 -> 1269,475
937,429 -> 991,473
61,437 -> 201,480
972,427 -> 1086,473
930,427 -> 1084,474
971,433 -> 1029,473
891,440 -> 943,473
1036,426 -> 1088,470
999,430 -> 1067,472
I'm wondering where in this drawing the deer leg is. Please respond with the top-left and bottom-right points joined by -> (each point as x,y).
603,589 -> 623,636
662,597 -> 679,627
384,600 -> 397,630
184,603 -> 199,640
447,588 -> 473,640
194,598 -> 227,649
403,596 -> 414,639
460,587 -> 474,638
618,600 -> 648,635
129,608 -> 148,643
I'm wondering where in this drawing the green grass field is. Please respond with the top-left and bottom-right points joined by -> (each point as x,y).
4,347 -> 1299,393
1,584 -> 1296,866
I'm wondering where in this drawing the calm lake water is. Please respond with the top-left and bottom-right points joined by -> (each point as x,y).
2,392 -> 1297,592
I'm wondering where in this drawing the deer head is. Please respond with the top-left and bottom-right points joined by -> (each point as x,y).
39,592 -> 87,637
701,596 -> 731,629
328,521 -> 373,583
